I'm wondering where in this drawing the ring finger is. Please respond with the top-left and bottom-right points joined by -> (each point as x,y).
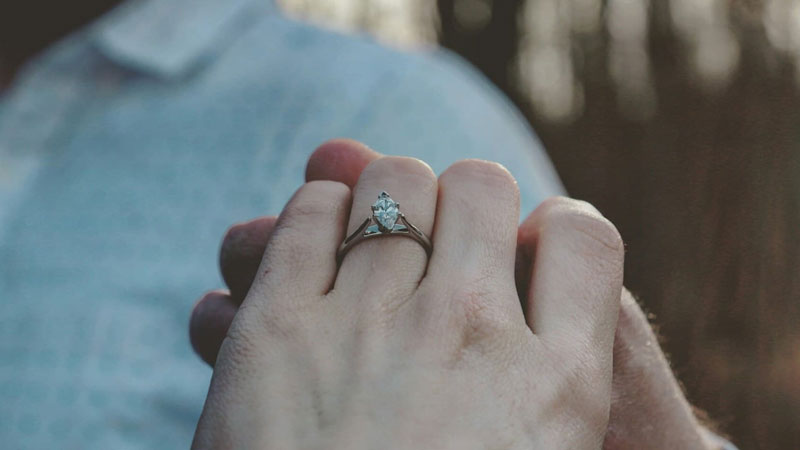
334,156 -> 438,300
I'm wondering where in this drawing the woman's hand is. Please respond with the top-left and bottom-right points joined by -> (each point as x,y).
192,154 -> 623,449
191,139 -> 719,449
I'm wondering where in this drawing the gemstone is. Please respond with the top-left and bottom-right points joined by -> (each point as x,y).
372,191 -> 399,230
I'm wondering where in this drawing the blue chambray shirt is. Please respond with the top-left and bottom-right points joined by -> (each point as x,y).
0,0 -> 564,448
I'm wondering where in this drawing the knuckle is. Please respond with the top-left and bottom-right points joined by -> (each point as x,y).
285,180 -> 350,221
535,196 -> 572,216
271,181 -> 350,245
540,197 -> 624,266
441,159 -> 520,198
362,156 -> 437,191
576,213 -> 624,255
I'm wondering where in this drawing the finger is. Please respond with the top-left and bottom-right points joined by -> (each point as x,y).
517,209 -> 702,447
335,156 -> 437,297
218,140 -> 381,301
190,290 -> 238,366
306,138 -> 382,187
519,197 -> 623,353
197,142 -> 380,364
220,217 -> 277,301
426,160 -> 522,315
248,180 -> 351,301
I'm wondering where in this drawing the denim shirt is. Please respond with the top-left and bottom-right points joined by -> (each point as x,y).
0,0 -> 564,448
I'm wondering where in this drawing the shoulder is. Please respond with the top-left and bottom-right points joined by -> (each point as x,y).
234,17 -> 564,209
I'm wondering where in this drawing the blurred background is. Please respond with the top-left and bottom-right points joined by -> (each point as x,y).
273,0 -> 799,449
2,0 -> 797,448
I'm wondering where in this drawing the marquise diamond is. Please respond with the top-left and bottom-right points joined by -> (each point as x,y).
372,191 -> 399,230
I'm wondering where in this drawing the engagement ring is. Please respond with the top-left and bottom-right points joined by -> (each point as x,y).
337,191 -> 433,262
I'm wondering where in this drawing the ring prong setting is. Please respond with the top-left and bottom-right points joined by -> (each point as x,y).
372,191 -> 400,233
337,190 -> 432,262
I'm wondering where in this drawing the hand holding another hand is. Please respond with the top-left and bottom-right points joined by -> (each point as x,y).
190,140 -> 719,449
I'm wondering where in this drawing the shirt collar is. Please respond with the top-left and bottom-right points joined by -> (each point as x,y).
91,0 -> 275,79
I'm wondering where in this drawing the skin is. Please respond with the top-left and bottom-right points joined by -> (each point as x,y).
190,140 -> 718,449
193,153 -> 624,449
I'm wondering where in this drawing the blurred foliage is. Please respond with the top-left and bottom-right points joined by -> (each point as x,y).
279,0 -> 800,448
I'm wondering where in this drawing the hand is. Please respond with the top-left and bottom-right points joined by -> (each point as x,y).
190,140 -> 715,449
192,152 -> 623,448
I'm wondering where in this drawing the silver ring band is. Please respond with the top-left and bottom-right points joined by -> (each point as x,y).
337,191 -> 432,263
